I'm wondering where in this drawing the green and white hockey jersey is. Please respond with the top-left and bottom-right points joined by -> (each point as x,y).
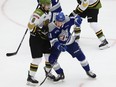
28,8 -> 51,33
27,8 -> 51,39
76,0 -> 102,13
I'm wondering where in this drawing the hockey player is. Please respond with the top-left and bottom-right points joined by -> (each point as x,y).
35,0 -> 62,81
69,0 -> 109,50
27,0 -> 55,86
48,12 -> 96,82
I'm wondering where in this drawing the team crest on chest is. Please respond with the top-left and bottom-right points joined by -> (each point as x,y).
58,29 -> 68,41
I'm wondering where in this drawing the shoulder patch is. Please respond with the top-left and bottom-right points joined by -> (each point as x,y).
34,8 -> 44,16
82,2 -> 88,7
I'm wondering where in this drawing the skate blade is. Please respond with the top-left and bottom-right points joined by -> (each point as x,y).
47,78 -> 53,81
87,75 -> 97,79
99,44 -> 110,50
27,81 -> 38,86
53,79 -> 65,84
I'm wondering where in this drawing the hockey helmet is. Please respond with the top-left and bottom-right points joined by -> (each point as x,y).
55,12 -> 65,22
39,0 -> 51,5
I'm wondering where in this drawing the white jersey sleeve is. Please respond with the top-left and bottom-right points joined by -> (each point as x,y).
77,0 -> 89,12
28,13 -> 41,32
28,9 -> 51,32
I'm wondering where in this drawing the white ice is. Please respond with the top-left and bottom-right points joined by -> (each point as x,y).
0,0 -> 116,87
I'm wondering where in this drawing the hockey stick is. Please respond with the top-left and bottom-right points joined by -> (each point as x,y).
6,4 -> 40,57
39,69 -> 52,86
6,29 -> 28,57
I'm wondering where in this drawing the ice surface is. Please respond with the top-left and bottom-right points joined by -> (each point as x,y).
0,0 -> 116,87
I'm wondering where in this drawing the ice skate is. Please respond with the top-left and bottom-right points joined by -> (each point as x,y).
53,72 -> 65,82
27,71 -> 38,86
99,39 -> 109,50
75,35 -> 80,40
75,35 -> 80,42
86,71 -> 96,78
44,67 -> 55,80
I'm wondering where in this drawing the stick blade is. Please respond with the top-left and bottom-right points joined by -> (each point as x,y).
6,52 -> 17,57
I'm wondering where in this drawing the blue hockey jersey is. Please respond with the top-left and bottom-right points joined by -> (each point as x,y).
50,0 -> 62,12
48,16 -> 76,45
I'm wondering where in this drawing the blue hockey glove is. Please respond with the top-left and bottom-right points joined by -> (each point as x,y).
54,41 -> 67,52
74,15 -> 82,27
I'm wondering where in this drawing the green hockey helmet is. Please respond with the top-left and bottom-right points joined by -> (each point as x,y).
39,0 -> 51,5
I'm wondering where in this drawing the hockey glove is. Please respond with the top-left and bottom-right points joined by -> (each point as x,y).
54,41 -> 67,52
74,15 -> 82,27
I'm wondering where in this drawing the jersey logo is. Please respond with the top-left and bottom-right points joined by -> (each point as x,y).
59,35 -> 65,41
58,29 -> 68,41
54,29 -> 60,34
59,35 -> 68,41
74,49 -> 80,54
82,2 -> 88,7
64,25 -> 69,28
88,17 -> 92,20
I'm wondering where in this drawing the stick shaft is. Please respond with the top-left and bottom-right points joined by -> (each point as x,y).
6,29 -> 28,57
